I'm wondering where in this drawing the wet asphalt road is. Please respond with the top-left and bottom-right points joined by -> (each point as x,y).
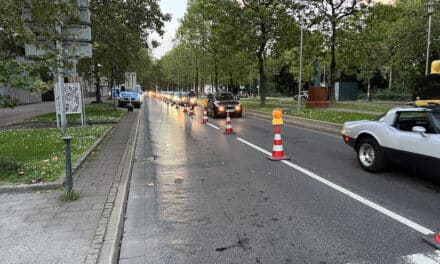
119,97 -> 440,264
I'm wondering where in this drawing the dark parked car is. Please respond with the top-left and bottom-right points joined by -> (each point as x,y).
206,92 -> 242,118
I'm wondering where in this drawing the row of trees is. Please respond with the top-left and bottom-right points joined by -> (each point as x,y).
0,0 -> 169,106
154,0 -> 439,105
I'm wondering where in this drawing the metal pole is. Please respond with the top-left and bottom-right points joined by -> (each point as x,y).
63,136 -> 73,194
57,40 -> 67,134
56,27 -> 73,195
425,2 -> 434,76
297,5 -> 304,113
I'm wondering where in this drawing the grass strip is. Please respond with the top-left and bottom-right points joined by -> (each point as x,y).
0,125 -> 109,185
26,101 -> 125,123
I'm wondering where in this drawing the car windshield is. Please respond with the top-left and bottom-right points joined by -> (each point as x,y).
216,93 -> 234,101
125,88 -> 140,93
429,111 -> 440,133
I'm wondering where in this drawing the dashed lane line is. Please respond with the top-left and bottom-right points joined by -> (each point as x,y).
236,137 -> 435,236
206,123 -> 220,130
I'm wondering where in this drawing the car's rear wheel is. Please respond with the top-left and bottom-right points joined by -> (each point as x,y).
356,137 -> 385,172
213,109 -> 219,118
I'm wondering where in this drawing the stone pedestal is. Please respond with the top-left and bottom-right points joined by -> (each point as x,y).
306,87 -> 329,108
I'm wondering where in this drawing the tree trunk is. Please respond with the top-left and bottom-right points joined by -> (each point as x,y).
94,66 -> 102,103
214,57 -> 218,92
388,65 -> 392,90
258,53 -> 266,107
329,22 -> 337,103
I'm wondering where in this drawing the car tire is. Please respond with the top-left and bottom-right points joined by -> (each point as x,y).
213,109 -> 218,118
356,137 -> 385,172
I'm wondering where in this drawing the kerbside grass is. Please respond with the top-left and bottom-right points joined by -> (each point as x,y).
0,125 -> 109,185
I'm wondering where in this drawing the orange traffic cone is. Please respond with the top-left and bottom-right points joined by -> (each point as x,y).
189,105 -> 195,116
223,111 -> 235,134
267,125 -> 290,160
183,103 -> 188,112
201,107 -> 209,123
423,231 -> 440,249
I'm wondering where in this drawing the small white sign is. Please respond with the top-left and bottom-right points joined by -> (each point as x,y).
55,83 -> 82,114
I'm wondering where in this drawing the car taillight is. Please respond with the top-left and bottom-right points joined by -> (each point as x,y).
343,136 -> 350,143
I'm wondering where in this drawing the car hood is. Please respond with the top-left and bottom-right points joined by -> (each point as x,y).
343,120 -> 371,128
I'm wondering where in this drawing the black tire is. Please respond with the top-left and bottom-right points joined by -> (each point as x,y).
134,103 -> 141,109
213,109 -> 219,118
356,137 -> 386,172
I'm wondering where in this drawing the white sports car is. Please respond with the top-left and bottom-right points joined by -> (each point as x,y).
341,105 -> 440,172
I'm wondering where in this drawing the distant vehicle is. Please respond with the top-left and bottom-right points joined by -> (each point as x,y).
181,91 -> 197,107
206,92 -> 242,118
341,105 -> 440,172
293,90 -> 308,101
118,84 -> 143,108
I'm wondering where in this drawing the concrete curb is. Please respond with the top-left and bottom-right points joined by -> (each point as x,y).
0,126 -> 114,193
245,109 -> 342,135
95,110 -> 141,264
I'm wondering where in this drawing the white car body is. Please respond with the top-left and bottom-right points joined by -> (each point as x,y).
341,106 -> 440,172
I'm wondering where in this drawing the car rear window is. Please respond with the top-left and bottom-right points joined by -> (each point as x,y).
216,93 -> 234,100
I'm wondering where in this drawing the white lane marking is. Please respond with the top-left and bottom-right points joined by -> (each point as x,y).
206,123 -> 220,130
236,137 -> 435,236
401,250 -> 440,264
347,250 -> 440,264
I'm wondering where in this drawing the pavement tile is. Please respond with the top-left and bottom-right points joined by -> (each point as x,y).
119,235 -> 146,259
0,109 -> 138,263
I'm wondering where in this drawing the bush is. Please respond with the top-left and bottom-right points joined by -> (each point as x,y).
359,90 -> 412,101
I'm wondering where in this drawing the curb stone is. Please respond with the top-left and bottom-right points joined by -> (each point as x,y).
0,126 -> 114,193
85,110 -> 141,264
245,109 -> 342,135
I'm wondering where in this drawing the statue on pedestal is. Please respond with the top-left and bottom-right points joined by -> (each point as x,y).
313,58 -> 320,87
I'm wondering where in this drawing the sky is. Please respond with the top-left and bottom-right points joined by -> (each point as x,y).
150,0 -> 188,59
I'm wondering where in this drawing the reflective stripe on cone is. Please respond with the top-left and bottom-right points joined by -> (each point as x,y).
223,111 -> 235,134
267,125 -> 289,160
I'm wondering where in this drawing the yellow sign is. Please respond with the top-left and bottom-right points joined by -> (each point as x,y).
432,60 -> 440,74
272,108 -> 283,125
415,99 -> 440,106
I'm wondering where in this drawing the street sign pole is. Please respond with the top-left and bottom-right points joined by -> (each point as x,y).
56,30 -> 73,194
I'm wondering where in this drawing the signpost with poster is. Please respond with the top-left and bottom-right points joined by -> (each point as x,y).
55,83 -> 84,126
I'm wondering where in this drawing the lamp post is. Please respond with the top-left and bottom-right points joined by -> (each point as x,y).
425,1 -> 434,76
297,0 -> 305,113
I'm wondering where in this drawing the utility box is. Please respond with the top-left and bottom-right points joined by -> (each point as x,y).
335,82 -> 359,101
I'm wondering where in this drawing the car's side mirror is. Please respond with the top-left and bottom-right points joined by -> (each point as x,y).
412,126 -> 427,136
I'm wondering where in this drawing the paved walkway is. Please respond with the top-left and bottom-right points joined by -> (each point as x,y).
0,109 -> 139,264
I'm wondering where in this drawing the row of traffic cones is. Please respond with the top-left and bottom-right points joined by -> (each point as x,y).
160,97 -> 289,161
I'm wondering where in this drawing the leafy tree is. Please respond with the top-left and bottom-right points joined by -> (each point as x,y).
307,0 -> 367,102
0,0 -> 77,107
239,0 -> 296,106
83,0 -> 170,102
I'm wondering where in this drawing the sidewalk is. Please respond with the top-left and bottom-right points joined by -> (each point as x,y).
0,109 -> 139,264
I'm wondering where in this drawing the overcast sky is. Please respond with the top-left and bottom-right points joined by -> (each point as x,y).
150,0 -> 188,59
